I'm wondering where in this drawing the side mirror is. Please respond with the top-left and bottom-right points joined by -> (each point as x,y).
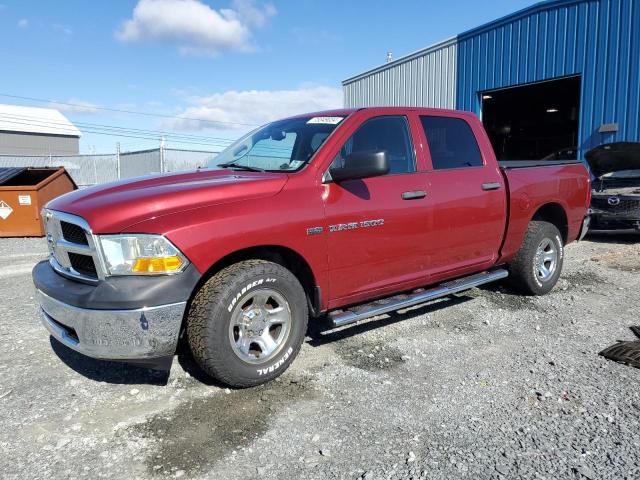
329,150 -> 389,183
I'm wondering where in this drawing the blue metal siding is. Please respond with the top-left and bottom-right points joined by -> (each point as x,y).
456,0 -> 640,158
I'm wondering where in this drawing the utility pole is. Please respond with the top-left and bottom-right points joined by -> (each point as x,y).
159,136 -> 166,173
116,142 -> 121,180
93,155 -> 98,185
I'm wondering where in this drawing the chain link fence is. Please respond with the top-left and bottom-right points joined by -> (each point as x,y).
0,147 -> 219,187
119,149 -> 161,180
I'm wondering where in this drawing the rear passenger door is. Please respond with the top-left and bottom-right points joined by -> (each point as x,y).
322,113 -> 431,307
416,113 -> 507,279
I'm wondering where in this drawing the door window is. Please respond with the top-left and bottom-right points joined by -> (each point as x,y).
331,116 -> 415,174
420,116 -> 483,170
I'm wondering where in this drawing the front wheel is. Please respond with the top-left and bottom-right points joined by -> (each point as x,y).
186,260 -> 308,387
507,221 -> 564,295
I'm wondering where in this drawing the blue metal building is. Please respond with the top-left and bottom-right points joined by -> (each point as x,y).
342,0 -> 639,160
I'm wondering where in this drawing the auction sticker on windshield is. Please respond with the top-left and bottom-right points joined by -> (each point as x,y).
307,116 -> 344,124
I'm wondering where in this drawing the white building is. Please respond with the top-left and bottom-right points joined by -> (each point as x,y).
0,103 -> 81,155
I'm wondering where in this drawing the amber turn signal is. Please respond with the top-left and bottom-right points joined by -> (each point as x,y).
132,256 -> 183,273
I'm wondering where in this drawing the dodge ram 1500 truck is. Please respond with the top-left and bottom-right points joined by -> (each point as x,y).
33,107 -> 591,387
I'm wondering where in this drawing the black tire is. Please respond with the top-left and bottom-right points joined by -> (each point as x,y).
507,221 -> 564,295
186,260 -> 308,388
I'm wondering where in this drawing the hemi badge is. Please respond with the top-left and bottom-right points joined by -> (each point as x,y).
306,227 -> 323,236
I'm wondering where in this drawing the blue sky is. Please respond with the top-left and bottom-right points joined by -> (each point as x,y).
0,0 -> 537,153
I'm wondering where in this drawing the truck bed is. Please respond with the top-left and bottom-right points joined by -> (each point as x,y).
498,161 -> 591,264
499,160 -> 583,169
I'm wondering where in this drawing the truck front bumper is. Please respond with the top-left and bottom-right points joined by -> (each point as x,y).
33,260 -> 201,368
37,289 -> 186,362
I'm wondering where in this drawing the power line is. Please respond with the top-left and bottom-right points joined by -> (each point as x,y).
0,111 -> 294,150
0,113 -> 294,153
0,115 -> 228,148
0,92 -> 259,128
0,144 -> 98,155
0,112 -> 238,146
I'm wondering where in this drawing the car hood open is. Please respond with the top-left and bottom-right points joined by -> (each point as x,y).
585,142 -> 640,178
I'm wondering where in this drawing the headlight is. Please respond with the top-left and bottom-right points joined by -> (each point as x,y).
97,235 -> 188,276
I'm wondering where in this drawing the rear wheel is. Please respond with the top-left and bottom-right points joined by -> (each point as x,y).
507,221 -> 564,295
187,260 -> 308,387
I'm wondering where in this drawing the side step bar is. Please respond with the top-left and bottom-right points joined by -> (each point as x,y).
329,269 -> 509,328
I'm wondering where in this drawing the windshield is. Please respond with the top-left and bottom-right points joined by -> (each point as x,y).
209,115 -> 346,172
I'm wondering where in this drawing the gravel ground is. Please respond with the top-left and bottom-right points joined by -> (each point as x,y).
1,235 -> 639,480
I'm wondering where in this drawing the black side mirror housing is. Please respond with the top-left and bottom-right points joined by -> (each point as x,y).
329,150 -> 390,183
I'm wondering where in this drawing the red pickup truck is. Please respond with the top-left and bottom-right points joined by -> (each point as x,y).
33,107 -> 590,387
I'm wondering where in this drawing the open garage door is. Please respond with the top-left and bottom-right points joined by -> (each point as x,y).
481,76 -> 581,161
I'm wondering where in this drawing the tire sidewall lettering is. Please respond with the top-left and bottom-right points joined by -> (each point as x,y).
227,277 -> 277,312
225,275 -> 297,377
257,346 -> 294,376
188,260 -> 308,387
556,234 -> 564,260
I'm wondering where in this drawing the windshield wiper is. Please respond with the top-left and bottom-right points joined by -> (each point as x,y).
217,162 -> 265,172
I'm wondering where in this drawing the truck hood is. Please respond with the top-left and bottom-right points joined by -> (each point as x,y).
585,142 -> 640,178
47,169 -> 288,233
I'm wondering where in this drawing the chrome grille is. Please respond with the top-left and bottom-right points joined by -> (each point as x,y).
43,209 -> 105,283
60,221 -> 89,245
68,252 -> 98,277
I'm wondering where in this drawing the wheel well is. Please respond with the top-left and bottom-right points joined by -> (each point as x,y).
194,245 -> 319,316
532,203 -> 568,243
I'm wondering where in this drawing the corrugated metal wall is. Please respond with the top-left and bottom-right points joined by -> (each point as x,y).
342,38 -> 458,109
163,148 -> 218,172
456,0 -> 640,157
0,154 -> 117,186
0,132 -> 79,156
0,148 -> 219,187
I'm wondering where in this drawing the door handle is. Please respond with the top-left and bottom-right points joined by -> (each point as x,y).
481,182 -> 502,191
402,190 -> 427,200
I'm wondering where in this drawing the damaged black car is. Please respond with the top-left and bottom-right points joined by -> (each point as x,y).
587,142 -> 640,232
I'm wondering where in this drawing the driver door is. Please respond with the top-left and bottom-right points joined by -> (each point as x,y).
322,113 -> 431,308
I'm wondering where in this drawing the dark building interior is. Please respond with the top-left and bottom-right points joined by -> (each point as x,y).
481,75 -> 581,161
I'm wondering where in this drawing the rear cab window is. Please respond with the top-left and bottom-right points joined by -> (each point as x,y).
420,116 -> 483,170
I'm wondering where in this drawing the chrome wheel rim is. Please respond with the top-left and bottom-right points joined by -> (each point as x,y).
228,288 -> 291,364
534,238 -> 558,281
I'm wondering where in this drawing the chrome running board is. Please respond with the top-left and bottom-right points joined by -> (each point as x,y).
329,269 -> 509,328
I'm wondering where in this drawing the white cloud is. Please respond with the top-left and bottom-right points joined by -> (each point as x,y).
52,23 -> 73,35
116,0 -> 275,56
168,85 -> 343,131
17,19 -> 28,28
48,99 -> 100,114
224,0 -> 276,27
